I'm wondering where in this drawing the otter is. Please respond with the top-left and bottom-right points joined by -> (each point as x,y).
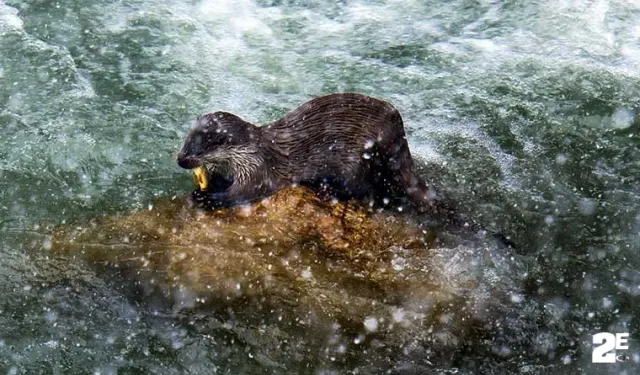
177,93 -> 437,207
177,93 -> 512,246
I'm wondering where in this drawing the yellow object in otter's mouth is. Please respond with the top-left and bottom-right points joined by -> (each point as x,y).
193,166 -> 208,191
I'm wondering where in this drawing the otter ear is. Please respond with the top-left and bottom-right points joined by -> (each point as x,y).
196,112 -> 254,130
211,112 -> 256,128
195,114 -> 216,130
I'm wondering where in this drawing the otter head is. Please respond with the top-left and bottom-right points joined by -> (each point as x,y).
177,112 -> 260,192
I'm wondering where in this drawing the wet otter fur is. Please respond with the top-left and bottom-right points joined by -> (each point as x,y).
179,94 -> 438,207
177,93 -> 510,244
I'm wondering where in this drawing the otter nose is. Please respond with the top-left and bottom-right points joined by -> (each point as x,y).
177,155 -> 203,169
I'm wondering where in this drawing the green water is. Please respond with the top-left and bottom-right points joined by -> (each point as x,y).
1,0 -> 639,373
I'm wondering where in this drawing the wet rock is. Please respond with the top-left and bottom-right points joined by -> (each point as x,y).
40,186 -> 529,370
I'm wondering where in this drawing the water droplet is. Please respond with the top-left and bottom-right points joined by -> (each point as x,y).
42,236 -> 52,251
391,257 -> 406,271
611,108 -> 635,129
510,293 -> 523,303
362,152 -> 371,160
45,311 -> 57,322
577,198 -> 596,216
392,308 -> 405,323
364,317 -> 378,332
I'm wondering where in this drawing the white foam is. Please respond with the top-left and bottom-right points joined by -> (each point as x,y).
347,3 -> 393,23
197,0 -> 277,38
363,316 -> 378,332
0,2 -> 23,33
611,108 -> 635,129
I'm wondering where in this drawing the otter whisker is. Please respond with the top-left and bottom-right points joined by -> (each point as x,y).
201,146 -> 263,186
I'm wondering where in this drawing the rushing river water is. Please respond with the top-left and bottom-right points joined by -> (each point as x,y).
1,0 -> 640,373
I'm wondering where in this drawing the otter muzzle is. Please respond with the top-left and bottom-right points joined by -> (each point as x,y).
193,166 -> 208,191
177,155 -> 203,169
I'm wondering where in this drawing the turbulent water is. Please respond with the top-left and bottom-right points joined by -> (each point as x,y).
1,0 -> 639,373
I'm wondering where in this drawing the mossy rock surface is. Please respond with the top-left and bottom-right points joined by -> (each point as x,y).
41,186 -> 525,368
